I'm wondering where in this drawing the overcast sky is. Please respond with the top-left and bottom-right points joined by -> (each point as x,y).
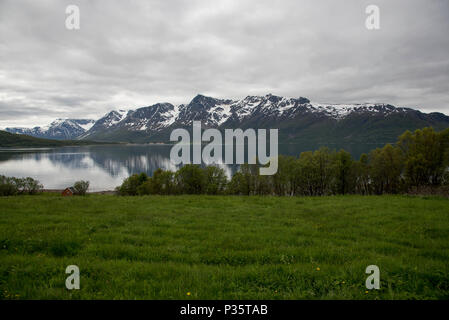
1,0 -> 449,128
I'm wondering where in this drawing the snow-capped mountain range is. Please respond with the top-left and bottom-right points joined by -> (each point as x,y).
6,119 -> 96,140
5,94 -> 449,146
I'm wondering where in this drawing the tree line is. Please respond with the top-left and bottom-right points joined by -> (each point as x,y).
116,127 -> 449,196
0,177 -> 89,196
0,176 -> 43,196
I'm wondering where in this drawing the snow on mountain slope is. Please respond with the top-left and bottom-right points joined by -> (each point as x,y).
73,119 -> 96,131
307,102 -> 410,119
208,101 -> 234,125
6,94 -> 447,143
175,95 -> 237,126
122,103 -> 178,131
81,103 -> 182,139
5,119 -> 96,140
160,104 -> 180,127
78,122 -> 95,131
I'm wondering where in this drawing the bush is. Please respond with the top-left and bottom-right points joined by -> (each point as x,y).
0,175 -> 18,196
136,169 -> 176,195
175,165 -> 206,194
22,177 -> 43,194
227,171 -> 251,195
204,166 -> 228,195
0,175 -> 43,196
117,166 -> 228,196
116,173 -> 148,196
73,180 -> 90,195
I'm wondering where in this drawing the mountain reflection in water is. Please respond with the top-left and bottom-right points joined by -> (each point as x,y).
0,143 -> 380,191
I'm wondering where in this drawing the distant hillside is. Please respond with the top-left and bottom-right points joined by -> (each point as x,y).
0,130 -> 112,148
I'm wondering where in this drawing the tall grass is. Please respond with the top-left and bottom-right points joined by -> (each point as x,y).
0,194 -> 448,299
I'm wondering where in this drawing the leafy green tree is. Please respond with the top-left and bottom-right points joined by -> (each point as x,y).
227,170 -> 252,195
332,150 -> 355,195
73,180 -> 89,195
22,177 -> 43,194
0,175 -> 18,196
0,176 -> 43,196
296,151 -> 316,195
296,148 -> 334,196
116,173 -> 149,195
175,165 -> 206,194
227,171 -> 244,195
138,168 -> 176,195
158,169 -> 176,195
136,178 -> 153,195
353,153 -> 371,195
272,155 -> 296,196
204,166 -> 228,195
398,127 -> 445,187
256,174 -> 272,195
369,144 -> 403,194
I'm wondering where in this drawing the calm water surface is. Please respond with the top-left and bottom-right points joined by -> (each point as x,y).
0,145 -> 180,191
0,143 -> 379,191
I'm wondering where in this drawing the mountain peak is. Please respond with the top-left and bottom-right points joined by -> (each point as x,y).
297,97 -> 310,104
191,94 -> 218,104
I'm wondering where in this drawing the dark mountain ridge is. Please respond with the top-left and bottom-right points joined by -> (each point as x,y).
5,94 -> 449,155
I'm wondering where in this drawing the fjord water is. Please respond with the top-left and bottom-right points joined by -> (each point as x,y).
0,143 -> 381,191
0,145 -> 178,191
0,144 -> 239,191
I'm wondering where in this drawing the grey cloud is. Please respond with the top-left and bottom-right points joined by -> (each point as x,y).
0,0 -> 448,128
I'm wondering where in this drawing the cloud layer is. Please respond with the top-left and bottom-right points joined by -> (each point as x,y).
1,0 -> 448,128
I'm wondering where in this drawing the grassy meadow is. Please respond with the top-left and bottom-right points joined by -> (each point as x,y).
0,194 -> 448,299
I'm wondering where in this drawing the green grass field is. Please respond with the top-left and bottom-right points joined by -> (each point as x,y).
0,194 -> 448,300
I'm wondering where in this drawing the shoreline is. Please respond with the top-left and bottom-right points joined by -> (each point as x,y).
42,189 -> 116,195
